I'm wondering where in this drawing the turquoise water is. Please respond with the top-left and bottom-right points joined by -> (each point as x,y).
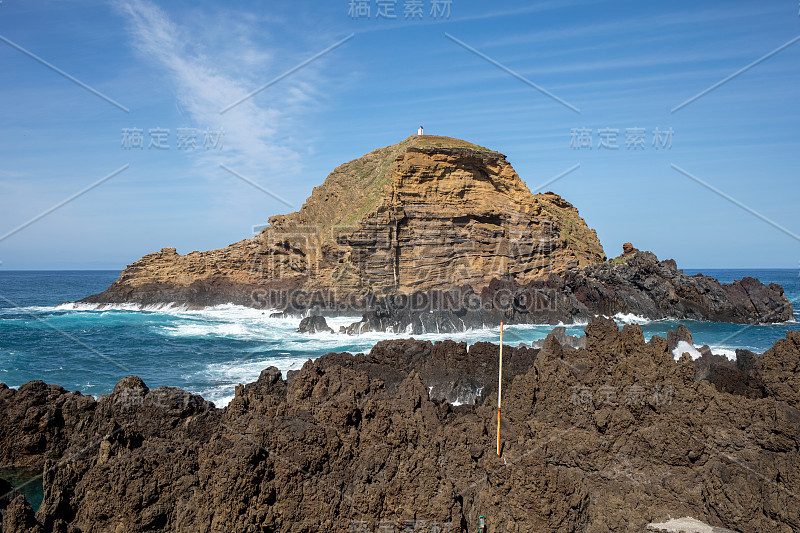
0,269 -> 798,407
0,467 -> 43,510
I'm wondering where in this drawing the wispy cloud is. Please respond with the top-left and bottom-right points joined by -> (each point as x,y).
115,0 -> 314,183
480,5 -> 785,49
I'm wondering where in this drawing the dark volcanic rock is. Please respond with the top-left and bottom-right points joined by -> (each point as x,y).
297,315 -> 333,334
0,381 -> 96,469
2,495 -> 43,533
757,330 -> 800,408
0,476 -> 14,505
530,326 -> 586,349
315,338 -> 539,405
1,322 -> 799,532
667,324 -> 694,352
341,251 -> 793,334
692,350 -> 767,400
0,476 -> 18,531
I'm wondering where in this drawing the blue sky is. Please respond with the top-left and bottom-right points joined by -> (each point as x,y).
0,0 -> 798,269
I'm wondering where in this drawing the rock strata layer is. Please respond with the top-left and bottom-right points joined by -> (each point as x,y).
1,320 -> 799,532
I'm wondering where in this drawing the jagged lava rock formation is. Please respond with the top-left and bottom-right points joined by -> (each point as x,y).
81,135 -> 605,307
340,249 -> 793,334
1,320 -> 799,532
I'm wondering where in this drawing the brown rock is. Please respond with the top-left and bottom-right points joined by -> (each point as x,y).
757,330 -> 800,408
2,495 -> 43,533
81,136 -> 606,308
667,324 -> 693,352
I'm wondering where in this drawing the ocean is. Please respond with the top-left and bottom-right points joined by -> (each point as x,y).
1,269 -> 798,408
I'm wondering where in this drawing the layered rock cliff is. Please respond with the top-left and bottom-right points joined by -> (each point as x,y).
81,135 -> 606,307
2,320 -> 799,532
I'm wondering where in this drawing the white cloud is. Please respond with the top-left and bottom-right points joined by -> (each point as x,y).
115,0 -> 309,183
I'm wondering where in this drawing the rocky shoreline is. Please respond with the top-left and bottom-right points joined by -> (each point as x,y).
2,318 -> 799,532
79,248 -> 795,335
328,250 -> 793,334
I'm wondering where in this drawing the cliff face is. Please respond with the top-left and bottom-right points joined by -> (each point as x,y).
2,321 -> 799,532
83,136 -> 606,306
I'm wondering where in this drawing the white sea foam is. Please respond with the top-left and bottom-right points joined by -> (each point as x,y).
672,342 -> 742,362
173,303 -> 280,318
672,340 -> 702,361
56,301 -> 191,312
707,347 -> 738,361
54,301 -> 287,321
612,312 -> 655,325
563,318 -> 590,327
192,355 -> 311,407
449,385 -> 485,406
0,305 -> 69,315
324,316 -> 364,330
144,304 -> 301,341
160,322 -> 254,339
208,394 -> 235,408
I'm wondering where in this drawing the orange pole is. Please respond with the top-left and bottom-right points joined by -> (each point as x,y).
497,321 -> 503,456
496,407 -> 501,456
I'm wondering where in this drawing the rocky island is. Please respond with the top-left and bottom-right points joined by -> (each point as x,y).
79,135 -> 792,328
81,135 -> 604,307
